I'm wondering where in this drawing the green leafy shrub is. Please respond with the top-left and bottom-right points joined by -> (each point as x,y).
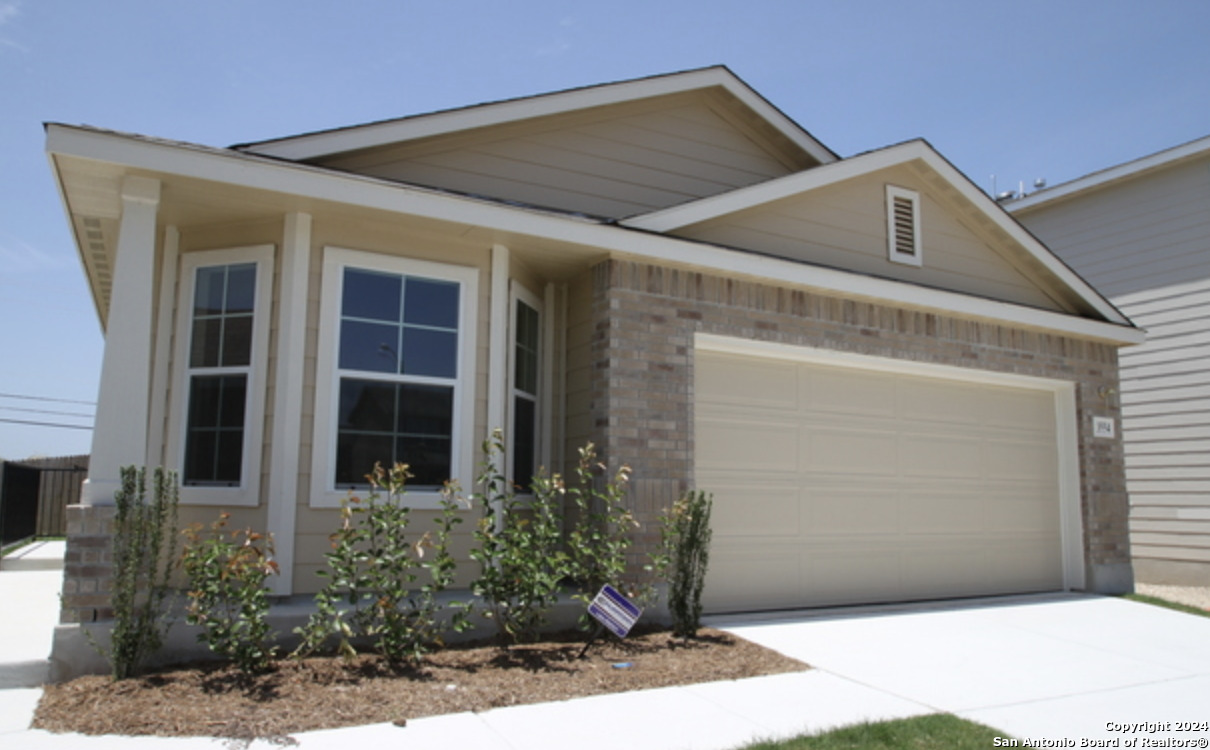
107,466 -> 180,680
466,431 -> 568,645
296,462 -> 468,665
653,490 -> 713,638
565,443 -> 636,621
181,513 -> 279,674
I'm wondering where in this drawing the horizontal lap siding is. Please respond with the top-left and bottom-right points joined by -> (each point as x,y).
316,95 -> 796,220
1013,157 -> 1210,583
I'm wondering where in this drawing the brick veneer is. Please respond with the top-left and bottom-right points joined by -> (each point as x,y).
584,259 -> 1132,593
60,504 -> 117,623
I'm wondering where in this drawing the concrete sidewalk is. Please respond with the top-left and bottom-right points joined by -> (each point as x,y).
3,548 -> 1209,749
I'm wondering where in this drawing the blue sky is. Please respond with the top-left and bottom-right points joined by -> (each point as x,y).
1,0 -> 1208,460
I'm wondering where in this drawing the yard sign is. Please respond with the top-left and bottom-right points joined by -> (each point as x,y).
587,584 -> 642,638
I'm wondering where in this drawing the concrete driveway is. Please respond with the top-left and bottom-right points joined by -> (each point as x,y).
714,592 -> 1210,745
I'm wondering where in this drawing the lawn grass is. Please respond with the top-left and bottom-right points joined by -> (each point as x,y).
1124,593 -> 1210,618
737,714 -> 1005,749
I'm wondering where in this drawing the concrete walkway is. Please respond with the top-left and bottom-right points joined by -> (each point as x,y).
2,546 -> 1209,749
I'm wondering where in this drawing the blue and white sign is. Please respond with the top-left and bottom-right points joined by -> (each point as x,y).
587,585 -> 642,638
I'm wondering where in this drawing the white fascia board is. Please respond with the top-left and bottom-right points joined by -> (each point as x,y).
237,68 -> 836,165
48,125 -> 1143,346
625,140 -> 1130,327
1009,133 -> 1210,212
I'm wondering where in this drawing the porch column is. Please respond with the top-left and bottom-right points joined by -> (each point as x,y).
266,212 -> 311,595
488,244 -> 510,443
81,175 -> 160,505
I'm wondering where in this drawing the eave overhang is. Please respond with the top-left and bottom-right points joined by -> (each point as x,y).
47,124 -> 1143,347
232,66 -> 838,167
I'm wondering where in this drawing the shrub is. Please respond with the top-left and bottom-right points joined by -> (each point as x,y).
565,443 -> 636,620
106,466 -> 180,680
181,514 -> 279,674
296,462 -> 468,665
466,431 -> 567,645
654,490 -> 713,638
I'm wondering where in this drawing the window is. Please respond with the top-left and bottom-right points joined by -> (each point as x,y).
169,246 -> 273,506
886,185 -> 922,266
509,285 -> 542,489
313,247 -> 478,507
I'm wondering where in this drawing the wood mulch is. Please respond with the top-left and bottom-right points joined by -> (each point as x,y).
34,628 -> 808,744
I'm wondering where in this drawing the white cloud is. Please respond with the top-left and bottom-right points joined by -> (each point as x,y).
0,235 -> 71,274
0,2 -> 20,27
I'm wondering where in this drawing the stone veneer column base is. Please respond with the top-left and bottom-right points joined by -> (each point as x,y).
60,504 -> 116,624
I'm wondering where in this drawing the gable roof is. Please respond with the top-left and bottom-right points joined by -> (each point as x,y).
1009,133 -> 1210,212
234,66 -> 838,167
623,139 -> 1130,325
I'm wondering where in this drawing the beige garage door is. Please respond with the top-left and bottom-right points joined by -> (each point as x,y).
695,348 -> 1064,613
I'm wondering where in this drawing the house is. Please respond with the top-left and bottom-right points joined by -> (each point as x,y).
47,66 -> 1142,633
1008,137 -> 1210,587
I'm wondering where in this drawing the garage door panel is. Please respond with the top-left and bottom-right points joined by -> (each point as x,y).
711,482 -> 802,537
899,491 -> 987,534
809,488 -> 902,534
807,367 -> 898,416
704,543 -> 804,611
900,435 -> 983,478
694,348 -> 1064,613
696,416 -> 798,471
805,427 -> 898,476
984,440 -> 1056,481
696,354 -> 798,409
899,379 -> 981,426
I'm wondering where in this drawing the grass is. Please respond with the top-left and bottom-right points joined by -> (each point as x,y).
737,714 -> 1005,750
1125,593 -> 1210,618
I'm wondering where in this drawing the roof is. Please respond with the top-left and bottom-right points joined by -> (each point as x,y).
233,66 -> 839,167
1009,132 -> 1210,212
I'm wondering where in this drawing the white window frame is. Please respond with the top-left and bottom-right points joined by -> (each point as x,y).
311,246 -> 478,509
886,185 -> 923,267
507,282 -> 544,491
166,245 -> 274,506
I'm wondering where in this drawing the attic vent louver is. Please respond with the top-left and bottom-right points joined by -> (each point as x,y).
886,185 -> 922,266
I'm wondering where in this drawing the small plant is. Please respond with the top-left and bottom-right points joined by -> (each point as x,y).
653,490 -> 713,638
181,513 -> 279,674
106,466 -> 180,680
466,430 -> 568,645
296,462 -> 468,665
565,443 -> 636,622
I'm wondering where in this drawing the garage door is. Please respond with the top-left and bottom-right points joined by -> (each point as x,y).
695,348 -> 1064,613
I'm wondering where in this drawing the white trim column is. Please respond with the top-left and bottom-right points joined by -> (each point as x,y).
266,212 -> 311,595
488,244 -> 510,445
82,176 -> 160,505
145,225 -> 179,469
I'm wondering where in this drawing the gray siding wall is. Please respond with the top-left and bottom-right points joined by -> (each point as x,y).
1014,158 -> 1210,584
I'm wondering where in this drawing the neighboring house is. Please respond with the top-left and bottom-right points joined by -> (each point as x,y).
1009,136 -> 1210,587
47,66 -> 1142,628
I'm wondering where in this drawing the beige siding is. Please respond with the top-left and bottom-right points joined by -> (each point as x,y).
673,166 -> 1067,311
1018,159 -> 1210,297
314,92 -> 801,220
1014,158 -> 1210,584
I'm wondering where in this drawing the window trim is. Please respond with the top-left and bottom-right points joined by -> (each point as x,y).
507,282 -> 544,491
311,246 -> 479,509
167,245 -> 274,506
886,185 -> 923,267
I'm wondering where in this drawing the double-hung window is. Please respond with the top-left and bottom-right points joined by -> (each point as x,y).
509,285 -> 543,490
313,247 -> 478,507
170,246 -> 273,506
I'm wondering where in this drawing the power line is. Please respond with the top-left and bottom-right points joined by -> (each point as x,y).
0,393 -> 97,406
0,406 -> 95,418
0,418 -> 93,431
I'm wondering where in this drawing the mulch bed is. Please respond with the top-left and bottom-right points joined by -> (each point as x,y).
34,628 -> 808,743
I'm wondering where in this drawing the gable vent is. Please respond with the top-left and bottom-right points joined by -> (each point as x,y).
886,185 -> 922,266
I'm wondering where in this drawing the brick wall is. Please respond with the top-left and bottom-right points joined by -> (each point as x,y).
60,504 -> 117,623
583,258 -> 1132,592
